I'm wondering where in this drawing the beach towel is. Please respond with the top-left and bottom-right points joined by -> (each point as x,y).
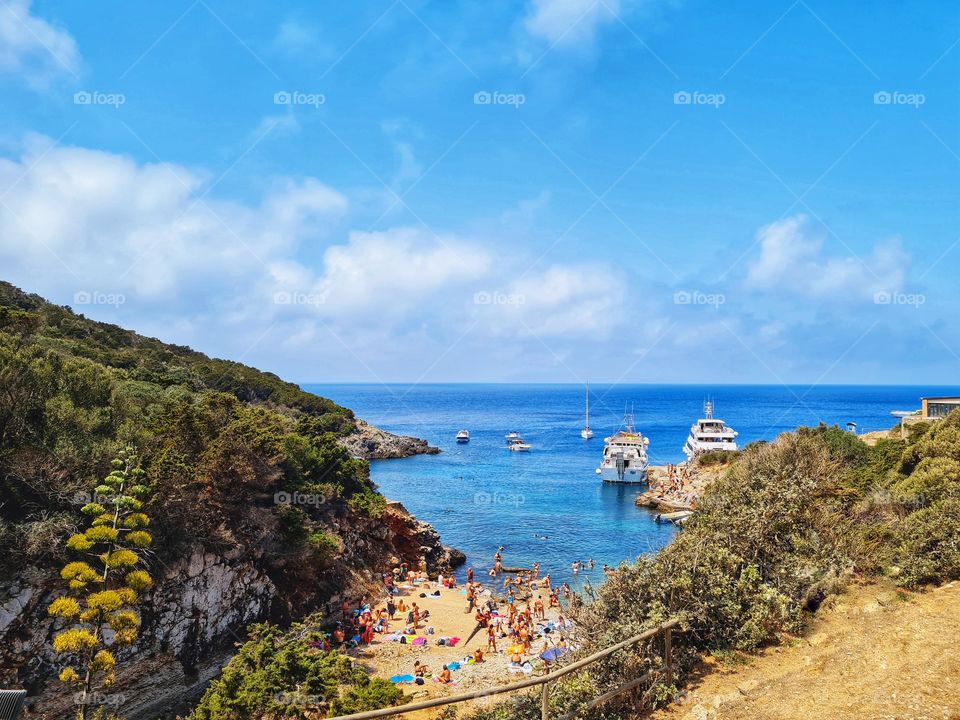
390,674 -> 415,684
448,662 -> 461,671
412,637 -> 426,646
447,637 -> 460,646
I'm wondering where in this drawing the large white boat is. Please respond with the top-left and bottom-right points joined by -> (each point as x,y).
456,429 -> 470,443
505,432 -> 531,451
595,414 -> 649,484
682,401 -> 738,458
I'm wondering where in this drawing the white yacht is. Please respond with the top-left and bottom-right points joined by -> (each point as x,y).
456,429 -> 470,443
595,414 -> 650,484
580,384 -> 594,439
682,401 -> 738,458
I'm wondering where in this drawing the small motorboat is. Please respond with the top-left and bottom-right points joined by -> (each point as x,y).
456,429 -> 470,443
507,435 -> 532,452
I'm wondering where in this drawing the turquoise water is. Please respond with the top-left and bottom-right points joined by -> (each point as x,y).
303,384 -> 957,586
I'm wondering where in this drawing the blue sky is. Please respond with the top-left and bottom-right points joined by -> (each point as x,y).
0,0 -> 958,383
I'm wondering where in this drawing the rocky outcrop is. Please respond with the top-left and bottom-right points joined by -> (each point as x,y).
1,505 -> 459,719
341,420 -> 440,459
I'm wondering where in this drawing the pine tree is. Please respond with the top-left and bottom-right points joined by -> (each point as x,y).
48,447 -> 154,720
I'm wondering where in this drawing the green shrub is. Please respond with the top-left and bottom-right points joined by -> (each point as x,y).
189,618 -> 403,720
896,497 -> 960,588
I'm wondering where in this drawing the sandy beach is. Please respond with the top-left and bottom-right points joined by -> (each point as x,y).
346,572 -> 580,718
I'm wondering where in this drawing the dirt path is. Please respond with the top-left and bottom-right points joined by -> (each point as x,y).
652,580 -> 960,720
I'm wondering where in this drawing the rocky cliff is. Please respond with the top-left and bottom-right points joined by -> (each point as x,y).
2,502 -> 461,719
341,420 -> 441,459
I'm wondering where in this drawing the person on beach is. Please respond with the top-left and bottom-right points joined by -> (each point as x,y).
534,597 -> 545,620
387,598 -> 396,620
467,567 -> 474,583
411,602 -> 421,629
465,584 -> 476,613
487,623 -> 498,653
439,665 -> 452,684
414,660 -> 430,678
473,648 -> 484,663
532,562 -> 540,579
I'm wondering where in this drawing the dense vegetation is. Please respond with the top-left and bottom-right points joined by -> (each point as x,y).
0,281 -> 381,583
468,414 -> 960,720
188,617 -> 403,720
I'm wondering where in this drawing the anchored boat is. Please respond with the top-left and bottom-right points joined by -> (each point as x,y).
682,401 -> 738,458
580,383 -> 594,439
595,413 -> 649,484
456,429 -> 470,443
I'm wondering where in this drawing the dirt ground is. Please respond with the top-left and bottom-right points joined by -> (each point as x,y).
651,580 -> 960,720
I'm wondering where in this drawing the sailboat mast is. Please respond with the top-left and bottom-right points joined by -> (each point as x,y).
585,383 -> 589,426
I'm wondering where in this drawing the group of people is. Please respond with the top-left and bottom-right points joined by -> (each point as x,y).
651,462 -> 698,508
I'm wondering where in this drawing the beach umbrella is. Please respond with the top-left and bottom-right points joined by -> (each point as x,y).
539,647 -> 570,662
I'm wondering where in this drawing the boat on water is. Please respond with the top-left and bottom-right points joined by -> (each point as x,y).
580,383 -> 594,439
682,401 -> 738,458
595,413 -> 649,484
456,429 -> 470,443
506,432 -> 532,451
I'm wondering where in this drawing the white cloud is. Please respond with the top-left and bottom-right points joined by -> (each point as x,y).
315,228 -> 491,316
0,138 -> 347,299
524,0 -> 622,46
0,0 -> 78,86
744,215 -> 909,300
476,264 -> 626,338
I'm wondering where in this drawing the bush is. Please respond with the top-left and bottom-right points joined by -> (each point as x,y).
188,618 -> 403,720
896,497 -> 960,588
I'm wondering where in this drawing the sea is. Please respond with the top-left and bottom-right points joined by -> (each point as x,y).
302,384 -> 959,588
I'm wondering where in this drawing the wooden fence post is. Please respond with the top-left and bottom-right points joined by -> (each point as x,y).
541,679 -> 551,720
664,627 -> 673,686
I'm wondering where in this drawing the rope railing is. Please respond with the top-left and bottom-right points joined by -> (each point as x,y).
326,618 -> 680,720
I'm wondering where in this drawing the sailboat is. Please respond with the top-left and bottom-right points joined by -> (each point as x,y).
580,383 -> 594,439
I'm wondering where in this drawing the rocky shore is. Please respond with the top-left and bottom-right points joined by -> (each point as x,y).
635,459 -> 734,512
342,419 -> 441,460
